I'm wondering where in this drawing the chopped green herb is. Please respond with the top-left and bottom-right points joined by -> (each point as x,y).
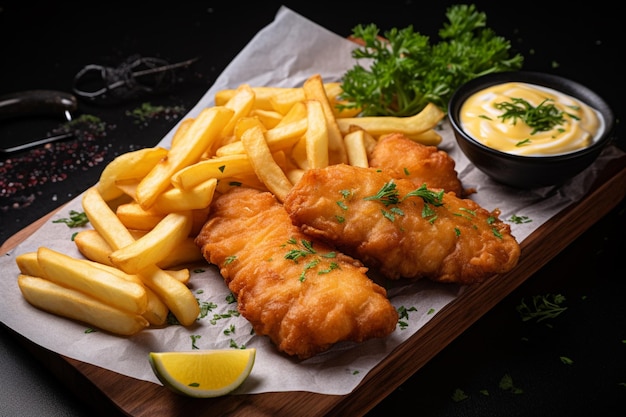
495,97 -> 567,135
509,214 -> 532,224
499,374 -> 523,394
404,184 -> 444,206
451,388 -> 469,402
363,181 -> 400,206
191,334 -> 201,349
516,293 -> 567,323
224,324 -> 236,336
198,300 -> 217,319
53,210 -> 89,228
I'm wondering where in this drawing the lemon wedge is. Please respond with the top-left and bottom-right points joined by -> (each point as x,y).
148,349 -> 256,398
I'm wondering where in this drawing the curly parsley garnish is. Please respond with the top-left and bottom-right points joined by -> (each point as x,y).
339,4 -> 523,116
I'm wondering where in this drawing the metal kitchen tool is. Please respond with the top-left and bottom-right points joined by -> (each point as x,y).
0,90 -> 77,153
72,55 -> 198,103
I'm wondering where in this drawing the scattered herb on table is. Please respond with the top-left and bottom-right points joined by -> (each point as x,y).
516,293 -> 567,323
126,102 -> 186,125
499,373 -> 524,394
451,388 -> 469,402
339,4 -> 524,117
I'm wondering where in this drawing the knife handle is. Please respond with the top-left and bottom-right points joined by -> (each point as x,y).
0,90 -> 78,121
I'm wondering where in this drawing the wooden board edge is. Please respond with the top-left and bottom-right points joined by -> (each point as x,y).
3,155 -> 625,417
326,159 -> 626,416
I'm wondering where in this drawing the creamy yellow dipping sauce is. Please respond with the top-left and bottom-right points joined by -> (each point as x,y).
460,82 -> 603,156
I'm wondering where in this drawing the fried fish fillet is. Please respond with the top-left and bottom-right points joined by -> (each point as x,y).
195,187 -> 398,359
369,133 -> 465,196
283,164 -> 520,284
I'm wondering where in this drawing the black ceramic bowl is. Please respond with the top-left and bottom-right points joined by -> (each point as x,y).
448,71 -> 615,188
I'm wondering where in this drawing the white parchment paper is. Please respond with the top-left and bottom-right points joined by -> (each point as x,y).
1,6 -> 624,396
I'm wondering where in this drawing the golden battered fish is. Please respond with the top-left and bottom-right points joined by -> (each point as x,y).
369,133 -> 466,196
283,164 -> 520,284
195,187 -> 398,359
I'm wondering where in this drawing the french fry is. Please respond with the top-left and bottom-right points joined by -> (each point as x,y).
346,125 -> 378,158
267,82 -> 346,115
152,178 -> 217,213
323,82 -> 362,118
215,86 -> 295,111
304,100 -> 329,169
303,74 -> 347,165
171,154 -> 253,190
215,117 -> 307,157
109,211 -> 193,274
112,177 -> 139,201
36,247 -> 148,315
82,188 -> 200,324
86,260 -> 169,326
18,274 -> 149,336
286,168 -> 305,185
343,130 -> 370,168
219,84 -> 256,140
402,128 -> 442,144
250,108 -> 283,128
137,264 -> 199,326
335,102 -> 445,145
74,229 -> 202,272
15,251 -> 45,278
169,118 -> 195,148
135,106 -> 234,209
83,186 -> 136,250
240,123 -> 293,202
96,147 -> 168,202
116,202 -> 165,231
274,100 -> 307,126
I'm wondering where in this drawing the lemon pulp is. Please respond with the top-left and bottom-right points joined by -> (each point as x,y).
148,348 -> 256,398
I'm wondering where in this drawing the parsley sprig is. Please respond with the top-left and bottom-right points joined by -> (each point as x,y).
339,4 -> 523,116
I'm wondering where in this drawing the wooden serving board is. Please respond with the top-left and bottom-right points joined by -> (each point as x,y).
5,149 -> 626,417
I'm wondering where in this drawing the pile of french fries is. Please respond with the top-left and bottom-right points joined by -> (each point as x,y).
15,74 -> 445,336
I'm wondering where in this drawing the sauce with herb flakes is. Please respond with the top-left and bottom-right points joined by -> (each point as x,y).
460,82 -> 603,156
